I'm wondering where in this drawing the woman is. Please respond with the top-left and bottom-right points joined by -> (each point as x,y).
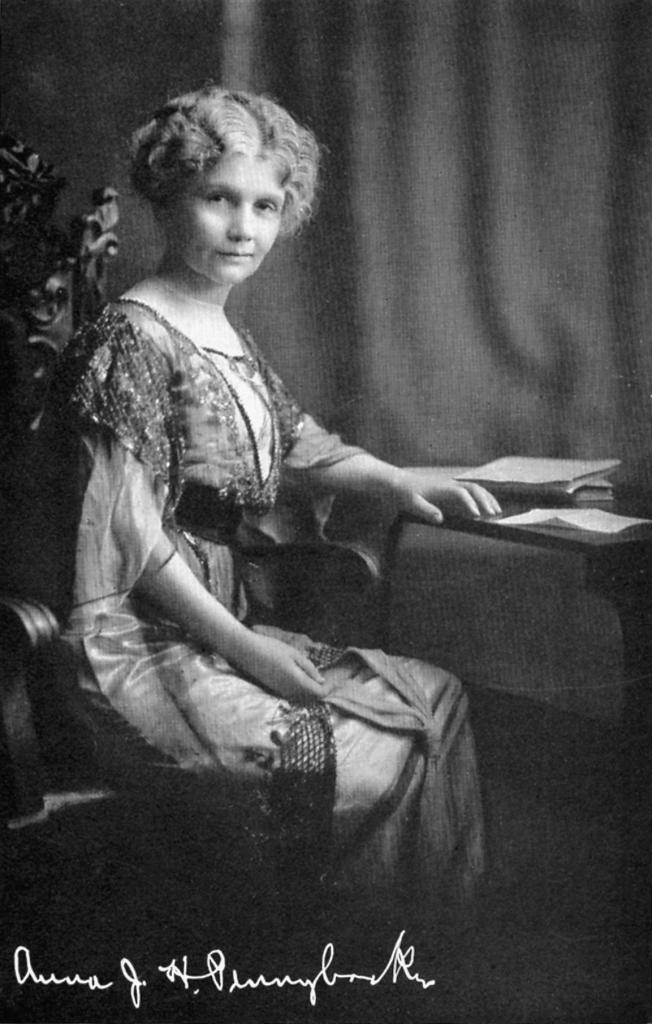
57,86 -> 499,913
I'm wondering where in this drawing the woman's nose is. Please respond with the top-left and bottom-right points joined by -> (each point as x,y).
228,205 -> 254,239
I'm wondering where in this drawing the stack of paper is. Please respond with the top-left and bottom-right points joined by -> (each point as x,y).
497,508 -> 650,534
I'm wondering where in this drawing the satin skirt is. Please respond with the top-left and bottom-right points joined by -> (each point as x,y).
63,536 -> 484,903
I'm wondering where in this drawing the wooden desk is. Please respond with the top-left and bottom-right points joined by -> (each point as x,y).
430,496 -> 652,700
385,481 -> 652,708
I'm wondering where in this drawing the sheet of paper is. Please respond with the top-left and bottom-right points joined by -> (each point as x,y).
497,508 -> 651,533
456,456 -> 621,485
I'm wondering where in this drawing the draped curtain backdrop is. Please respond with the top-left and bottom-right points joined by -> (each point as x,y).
4,0 -> 652,482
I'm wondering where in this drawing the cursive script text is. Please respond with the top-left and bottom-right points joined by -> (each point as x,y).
14,945 -> 113,994
13,931 -> 435,1009
14,946 -> 147,1008
159,930 -> 435,1006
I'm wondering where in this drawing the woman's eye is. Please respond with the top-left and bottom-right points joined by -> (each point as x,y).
208,193 -> 226,204
257,200 -> 279,213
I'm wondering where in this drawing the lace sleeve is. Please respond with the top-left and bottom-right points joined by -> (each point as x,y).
57,305 -> 179,481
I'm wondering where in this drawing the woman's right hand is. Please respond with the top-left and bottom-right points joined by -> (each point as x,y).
230,629 -> 325,704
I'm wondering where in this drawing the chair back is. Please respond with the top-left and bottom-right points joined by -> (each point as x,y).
0,135 -> 119,617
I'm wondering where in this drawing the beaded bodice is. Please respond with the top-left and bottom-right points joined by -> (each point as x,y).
58,303 -> 304,524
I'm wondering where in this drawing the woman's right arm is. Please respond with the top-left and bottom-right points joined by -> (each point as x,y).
134,538 -> 325,704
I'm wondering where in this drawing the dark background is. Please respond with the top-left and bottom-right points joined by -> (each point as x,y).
4,0 -> 651,480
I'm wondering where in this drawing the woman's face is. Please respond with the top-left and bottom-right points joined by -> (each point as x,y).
161,150 -> 285,296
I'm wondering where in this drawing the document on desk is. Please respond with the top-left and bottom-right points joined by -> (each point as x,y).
497,508 -> 651,533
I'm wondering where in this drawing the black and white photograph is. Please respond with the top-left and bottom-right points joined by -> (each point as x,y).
1,2 -> 650,1022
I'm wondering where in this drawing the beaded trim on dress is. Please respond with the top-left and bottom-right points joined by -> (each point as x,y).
59,303 -> 304,518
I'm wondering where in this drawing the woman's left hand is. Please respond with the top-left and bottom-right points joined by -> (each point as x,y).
391,468 -> 501,525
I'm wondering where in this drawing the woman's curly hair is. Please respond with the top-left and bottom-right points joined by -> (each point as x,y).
130,86 -> 320,235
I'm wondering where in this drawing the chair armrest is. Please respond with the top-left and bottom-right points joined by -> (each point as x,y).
0,596 -> 59,820
0,597 -> 59,651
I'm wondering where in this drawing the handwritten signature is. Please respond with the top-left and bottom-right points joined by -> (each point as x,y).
13,931 -> 436,1008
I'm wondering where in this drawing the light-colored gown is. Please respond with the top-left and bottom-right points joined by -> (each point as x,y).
58,299 -> 483,908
